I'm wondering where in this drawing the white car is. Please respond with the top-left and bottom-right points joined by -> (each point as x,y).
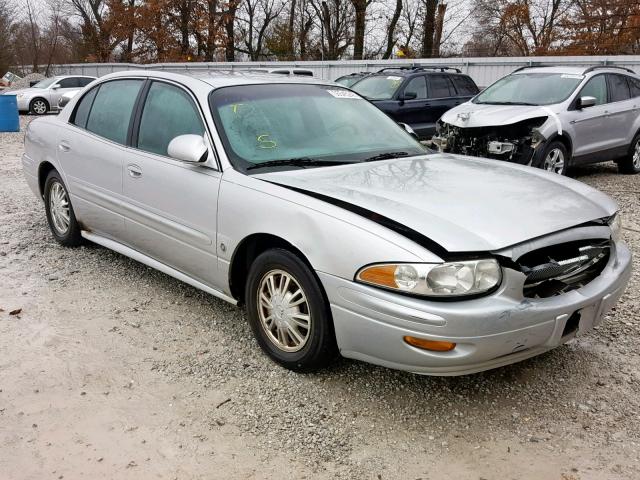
3,75 -> 96,115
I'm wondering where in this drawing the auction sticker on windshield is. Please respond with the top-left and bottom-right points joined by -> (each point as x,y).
327,89 -> 361,99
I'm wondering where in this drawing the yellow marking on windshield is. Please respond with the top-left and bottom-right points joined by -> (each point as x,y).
257,134 -> 277,149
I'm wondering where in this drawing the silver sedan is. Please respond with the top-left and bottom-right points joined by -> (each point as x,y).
22,70 -> 632,375
3,75 -> 96,114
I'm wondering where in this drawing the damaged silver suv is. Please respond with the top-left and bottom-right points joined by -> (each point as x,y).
432,66 -> 640,175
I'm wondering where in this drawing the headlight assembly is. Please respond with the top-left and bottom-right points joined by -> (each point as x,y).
609,213 -> 622,242
356,259 -> 502,298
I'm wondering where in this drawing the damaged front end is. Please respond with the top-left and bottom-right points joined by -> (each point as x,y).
431,116 -> 548,165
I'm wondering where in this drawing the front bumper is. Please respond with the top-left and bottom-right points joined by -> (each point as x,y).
319,242 -> 632,376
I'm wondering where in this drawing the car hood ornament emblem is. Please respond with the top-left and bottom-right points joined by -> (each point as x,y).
457,111 -> 471,121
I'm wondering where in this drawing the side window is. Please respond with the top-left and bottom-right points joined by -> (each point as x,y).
137,82 -> 205,156
403,76 -> 427,99
72,87 -> 99,128
78,78 -> 94,87
579,75 -> 607,105
608,74 -> 631,102
57,78 -> 78,88
428,74 -> 454,98
629,77 -> 640,98
452,75 -> 479,96
86,79 -> 143,144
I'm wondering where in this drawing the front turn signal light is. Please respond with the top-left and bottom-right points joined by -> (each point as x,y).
403,336 -> 456,352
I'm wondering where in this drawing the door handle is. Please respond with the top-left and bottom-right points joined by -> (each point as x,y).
127,164 -> 142,178
58,142 -> 70,152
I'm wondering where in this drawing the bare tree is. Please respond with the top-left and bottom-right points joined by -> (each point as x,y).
0,0 -> 16,75
237,0 -> 284,60
310,0 -> 353,60
383,0 -> 403,58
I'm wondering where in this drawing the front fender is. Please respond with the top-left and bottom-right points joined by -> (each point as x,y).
216,170 -> 442,292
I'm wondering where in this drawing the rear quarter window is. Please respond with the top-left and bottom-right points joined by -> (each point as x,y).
452,75 -> 479,95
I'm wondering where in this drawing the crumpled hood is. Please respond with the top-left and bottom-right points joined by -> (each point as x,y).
257,154 -> 616,253
441,102 -> 559,128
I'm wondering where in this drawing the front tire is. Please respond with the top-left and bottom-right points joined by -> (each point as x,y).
618,133 -> 640,174
44,170 -> 83,247
29,98 -> 49,115
245,249 -> 338,372
535,140 -> 568,175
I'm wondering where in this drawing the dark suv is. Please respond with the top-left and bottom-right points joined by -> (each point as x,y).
351,66 -> 479,139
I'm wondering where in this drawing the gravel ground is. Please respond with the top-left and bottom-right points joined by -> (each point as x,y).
1,116 -> 639,479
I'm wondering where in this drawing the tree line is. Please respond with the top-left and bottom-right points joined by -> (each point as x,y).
1,0 -> 639,76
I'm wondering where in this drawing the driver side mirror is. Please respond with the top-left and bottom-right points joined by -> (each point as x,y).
167,134 -> 208,163
51,84 -> 60,90
578,96 -> 596,109
400,91 -> 417,101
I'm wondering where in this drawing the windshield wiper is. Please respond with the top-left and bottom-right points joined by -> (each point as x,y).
246,158 -> 351,171
362,151 -> 410,162
475,101 -> 539,106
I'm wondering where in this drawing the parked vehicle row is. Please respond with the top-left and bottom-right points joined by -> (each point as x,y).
22,70 -> 631,376
1,75 -> 96,115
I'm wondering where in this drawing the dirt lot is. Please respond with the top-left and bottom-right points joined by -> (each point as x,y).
1,116 -> 639,480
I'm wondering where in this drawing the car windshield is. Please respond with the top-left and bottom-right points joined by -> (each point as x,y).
209,84 -> 426,172
474,72 -> 584,106
351,75 -> 404,100
32,77 -> 59,89
335,76 -> 363,87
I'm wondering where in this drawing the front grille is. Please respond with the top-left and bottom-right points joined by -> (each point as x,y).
518,239 -> 611,298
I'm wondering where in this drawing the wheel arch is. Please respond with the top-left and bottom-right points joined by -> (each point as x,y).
38,161 -> 57,197
546,131 -> 573,158
228,233 -> 316,305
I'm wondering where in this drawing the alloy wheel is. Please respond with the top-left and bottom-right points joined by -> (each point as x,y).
32,100 -> 47,114
633,139 -> 640,170
257,269 -> 311,352
544,148 -> 565,174
49,181 -> 70,235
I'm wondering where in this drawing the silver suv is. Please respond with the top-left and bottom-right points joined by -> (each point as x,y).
432,66 -> 640,175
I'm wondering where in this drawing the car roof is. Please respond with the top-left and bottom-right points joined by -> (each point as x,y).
512,65 -> 638,76
367,67 -> 464,77
100,69 -> 334,90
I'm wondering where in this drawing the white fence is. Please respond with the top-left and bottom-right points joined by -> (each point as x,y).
32,55 -> 640,86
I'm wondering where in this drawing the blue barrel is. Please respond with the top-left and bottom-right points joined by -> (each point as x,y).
0,94 -> 20,132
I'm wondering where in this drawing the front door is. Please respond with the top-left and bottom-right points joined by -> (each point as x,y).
395,75 -> 432,138
566,74 -> 612,161
120,80 -> 221,287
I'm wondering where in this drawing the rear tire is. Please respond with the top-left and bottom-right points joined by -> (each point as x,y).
44,170 -> 83,247
534,140 -> 568,175
245,248 -> 338,372
618,134 -> 640,174
29,98 -> 49,115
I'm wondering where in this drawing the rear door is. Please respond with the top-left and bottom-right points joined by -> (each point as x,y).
606,74 -> 635,151
120,80 -> 221,286
426,74 -> 459,135
57,78 -> 145,240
